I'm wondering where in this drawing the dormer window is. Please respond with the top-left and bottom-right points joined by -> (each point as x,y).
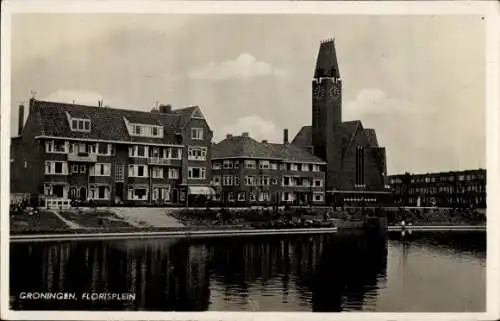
66,112 -> 91,133
124,117 -> 164,138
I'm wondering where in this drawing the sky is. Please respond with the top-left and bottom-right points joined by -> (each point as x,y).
10,14 -> 486,175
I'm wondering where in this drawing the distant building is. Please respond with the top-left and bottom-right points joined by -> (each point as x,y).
292,39 -> 391,206
10,98 -> 214,206
211,131 -> 326,205
388,169 -> 486,208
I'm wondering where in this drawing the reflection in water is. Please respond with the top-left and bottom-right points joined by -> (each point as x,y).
10,232 -> 485,312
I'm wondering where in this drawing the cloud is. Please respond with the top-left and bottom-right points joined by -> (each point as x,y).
41,89 -> 121,107
344,88 -> 435,119
215,115 -> 282,143
188,53 -> 286,81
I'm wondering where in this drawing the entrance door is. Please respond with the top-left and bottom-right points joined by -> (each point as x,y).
79,187 -> 87,201
115,183 -> 124,202
53,185 -> 64,198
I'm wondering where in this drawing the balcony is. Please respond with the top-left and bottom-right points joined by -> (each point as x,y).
148,157 -> 172,166
67,152 -> 97,162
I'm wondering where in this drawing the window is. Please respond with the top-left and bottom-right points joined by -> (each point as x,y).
71,164 -> 79,174
170,148 -> 181,159
271,163 -> 278,170
245,175 -> 256,186
188,146 -> 207,161
260,192 -> 270,202
191,128 -> 204,140
279,164 -> 287,171
238,192 -> 245,201
314,179 -> 323,187
260,176 -> 270,186
97,143 -> 113,156
151,147 -> 161,158
212,175 -> 221,186
152,187 -> 170,201
70,118 -> 91,133
245,160 -> 256,169
115,164 -> 125,182
46,140 -> 67,154
188,167 -> 206,180
249,193 -> 257,202
314,192 -> 324,202
223,160 -> 233,169
44,161 -> 68,175
90,163 -> 111,176
223,175 -> 234,186
152,167 -> 164,179
128,186 -> 149,201
312,164 -> 321,172
259,160 -> 270,169
301,164 -> 309,172
152,127 -> 158,137
88,185 -> 110,200
80,165 -> 87,173
272,178 -> 279,185
128,164 -> 149,178
212,162 -> 221,170
227,192 -> 235,202
283,176 -> 291,186
234,161 -> 240,168
168,168 -> 179,179
290,164 -> 298,171
129,145 -> 149,158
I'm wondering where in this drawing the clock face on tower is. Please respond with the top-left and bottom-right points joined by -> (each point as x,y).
329,85 -> 341,98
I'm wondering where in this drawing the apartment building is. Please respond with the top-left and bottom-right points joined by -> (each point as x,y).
388,169 -> 486,208
211,131 -> 326,206
10,98 -> 214,206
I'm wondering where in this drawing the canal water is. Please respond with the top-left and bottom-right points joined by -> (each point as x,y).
10,231 -> 486,312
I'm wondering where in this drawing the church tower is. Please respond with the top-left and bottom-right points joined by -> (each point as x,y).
312,38 -> 342,161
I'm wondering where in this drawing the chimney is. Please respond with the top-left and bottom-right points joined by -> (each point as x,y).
159,104 -> 172,113
262,140 -> 268,143
18,104 -> 24,136
226,134 -> 233,139
283,129 -> 289,144
241,132 -> 249,137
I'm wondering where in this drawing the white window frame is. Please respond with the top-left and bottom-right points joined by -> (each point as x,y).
70,118 -> 91,133
238,192 -> 245,201
245,160 -> 256,169
188,167 -> 206,180
44,161 -> 68,175
223,160 -> 233,169
128,164 -> 149,178
314,179 -> 324,187
45,140 -> 68,154
71,164 -> 79,174
259,160 -> 270,169
245,175 -> 256,186
188,146 -> 208,161
89,184 -> 111,200
129,145 -> 149,158
191,128 -> 204,140
168,168 -> 179,179
290,164 -> 299,171
151,167 -> 164,179
96,143 -> 113,156
301,164 -> 310,172
212,162 -> 221,170
260,175 -> 270,186
127,186 -> 149,201
270,163 -> 278,170
313,192 -> 324,202
223,175 -> 234,186
90,163 -> 111,177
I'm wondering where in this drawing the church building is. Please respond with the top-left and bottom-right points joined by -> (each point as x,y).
292,39 -> 391,206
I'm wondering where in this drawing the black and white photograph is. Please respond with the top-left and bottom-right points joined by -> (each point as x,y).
1,1 -> 499,320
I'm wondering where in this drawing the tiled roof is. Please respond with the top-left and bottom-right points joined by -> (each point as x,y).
291,126 -> 312,148
213,134 -> 325,164
28,99 -> 183,145
172,106 -> 198,128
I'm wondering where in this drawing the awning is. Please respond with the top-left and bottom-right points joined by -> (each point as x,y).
187,186 -> 216,196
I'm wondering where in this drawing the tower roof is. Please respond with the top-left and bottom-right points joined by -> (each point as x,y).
314,38 -> 340,79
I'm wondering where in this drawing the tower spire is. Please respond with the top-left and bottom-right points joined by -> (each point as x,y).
314,38 -> 340,79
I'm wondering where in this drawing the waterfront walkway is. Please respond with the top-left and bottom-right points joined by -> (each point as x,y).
104,207 -> 185,228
